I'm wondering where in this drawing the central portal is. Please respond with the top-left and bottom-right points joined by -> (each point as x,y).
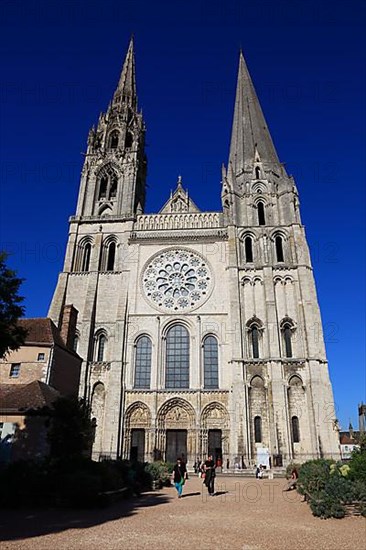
166,430 -> 187,463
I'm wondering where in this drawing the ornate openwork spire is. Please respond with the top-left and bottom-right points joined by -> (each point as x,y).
112,36 -> 137,110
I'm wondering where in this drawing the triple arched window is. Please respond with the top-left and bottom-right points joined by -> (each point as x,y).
134,336 -> 152,389
203,335 -> 219,389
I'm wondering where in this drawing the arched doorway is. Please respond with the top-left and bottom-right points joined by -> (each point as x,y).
201,402 -> 230,467
156,398 -> 196,464
124,402 -> 151,462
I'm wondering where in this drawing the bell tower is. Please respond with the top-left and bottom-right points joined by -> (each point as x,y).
76,37 -> 147,218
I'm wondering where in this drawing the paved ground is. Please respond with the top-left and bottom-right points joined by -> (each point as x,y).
0,476 -> 365,550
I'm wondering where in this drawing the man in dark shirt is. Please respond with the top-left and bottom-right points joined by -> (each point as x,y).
172,457 -> 187,498
204,454 -> 216,496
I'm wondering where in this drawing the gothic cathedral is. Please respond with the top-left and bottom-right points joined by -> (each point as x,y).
49,38 -> 340,467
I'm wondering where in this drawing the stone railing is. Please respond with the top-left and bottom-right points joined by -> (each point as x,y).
135,212 -> 222,231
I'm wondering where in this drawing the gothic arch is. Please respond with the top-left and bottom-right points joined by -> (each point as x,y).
157,397 -> 196,429
201,402 -> 229,429
125,401 -> 151,429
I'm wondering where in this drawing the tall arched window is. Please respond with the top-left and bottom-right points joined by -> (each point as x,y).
96,334 -> 106,362
245,236 -> 253,262
283,323 -> 293,358
250,325 -> 260,358
291,416 -> 300,443
82,243 -> 91,272
203,335 -> 218,389
99,176 -> 108,199
254,416 -> 262,443
275,236 -> 284,262
165,325 -> 189,389
109,130 -> 119,149
134,336 -> 152,389
97,165 -> 118,201
125,131 -> 133,148
106,242 -> 116,271
255,166 -> 261,179
258,202 -> 265,225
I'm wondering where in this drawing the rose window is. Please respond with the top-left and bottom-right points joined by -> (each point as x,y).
142,249 -> 212,311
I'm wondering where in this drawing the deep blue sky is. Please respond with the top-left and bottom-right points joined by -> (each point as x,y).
0,0 -> 365,429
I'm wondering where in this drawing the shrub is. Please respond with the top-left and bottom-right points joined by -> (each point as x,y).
145,461 -> 172,486
297,457 -> 366,519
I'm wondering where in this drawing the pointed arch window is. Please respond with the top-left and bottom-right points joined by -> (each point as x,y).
109,130 -> 119,149
203,335 -> 219,389
275,236 -> 284,262
291,416 -> 300,443
254,416 -> 262,443
255,167 -> 261,179
106,242 -> 116,271
134,336 -> 152,389
258,202 -> 265,225
82,243 -> 91,272
98,166 -> 118,201
96,334 -> 106,362
245,236 -> 253,263
125,131 -> 133,148
165,325 -> 189,389
99,176 -> 108,199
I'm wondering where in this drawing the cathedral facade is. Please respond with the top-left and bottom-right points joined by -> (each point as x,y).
49,39 -> 340,467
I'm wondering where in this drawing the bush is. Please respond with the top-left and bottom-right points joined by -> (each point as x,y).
0,457 -> 153,509
297,456 -> 366,519
286,462 -> 301,479
145,461 -> 172,486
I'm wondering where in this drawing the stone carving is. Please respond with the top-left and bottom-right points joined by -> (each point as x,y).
142,248 -> 213,312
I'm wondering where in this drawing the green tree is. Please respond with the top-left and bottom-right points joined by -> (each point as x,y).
0,252 -> 27,357
45,396 -> 95,461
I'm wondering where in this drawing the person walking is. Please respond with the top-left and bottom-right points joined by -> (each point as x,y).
172,457 -> 187,498
204,454 -> 216,496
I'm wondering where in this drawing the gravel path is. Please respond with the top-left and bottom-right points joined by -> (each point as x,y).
0,476 -> 365,549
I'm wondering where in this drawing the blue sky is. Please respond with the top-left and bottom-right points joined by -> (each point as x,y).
0,0 -> 365,429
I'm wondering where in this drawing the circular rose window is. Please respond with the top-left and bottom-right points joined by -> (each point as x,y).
142,249 -> 213,312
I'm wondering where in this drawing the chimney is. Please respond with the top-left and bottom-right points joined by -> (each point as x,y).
59,304 -> 78,350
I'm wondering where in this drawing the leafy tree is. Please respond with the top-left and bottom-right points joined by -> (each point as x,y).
0,251 -> 27,357
45,396 -> 95,461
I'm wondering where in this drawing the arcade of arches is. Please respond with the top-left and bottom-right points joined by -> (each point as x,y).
123,398 -> 230,464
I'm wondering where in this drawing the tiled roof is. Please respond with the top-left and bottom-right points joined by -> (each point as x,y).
18,318 -> 67,350
0,381 -> 59,412
340,432 -> 360,445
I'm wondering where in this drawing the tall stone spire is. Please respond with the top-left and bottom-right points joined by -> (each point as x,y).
112,36 -> 137,110
228,51 -> 281,176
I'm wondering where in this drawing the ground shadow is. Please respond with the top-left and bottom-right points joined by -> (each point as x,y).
180,491 -> 201,498
0,491 -> 170,543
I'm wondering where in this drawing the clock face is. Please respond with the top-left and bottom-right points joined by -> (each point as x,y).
141,248 -> 213,312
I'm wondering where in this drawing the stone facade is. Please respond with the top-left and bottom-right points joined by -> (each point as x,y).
48,39 -> 340,467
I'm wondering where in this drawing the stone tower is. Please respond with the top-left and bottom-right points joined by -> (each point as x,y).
49,42 -> 340,466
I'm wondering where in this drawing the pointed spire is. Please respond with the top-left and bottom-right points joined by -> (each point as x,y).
229,51 -> 282,176
113,36 -> 137,110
